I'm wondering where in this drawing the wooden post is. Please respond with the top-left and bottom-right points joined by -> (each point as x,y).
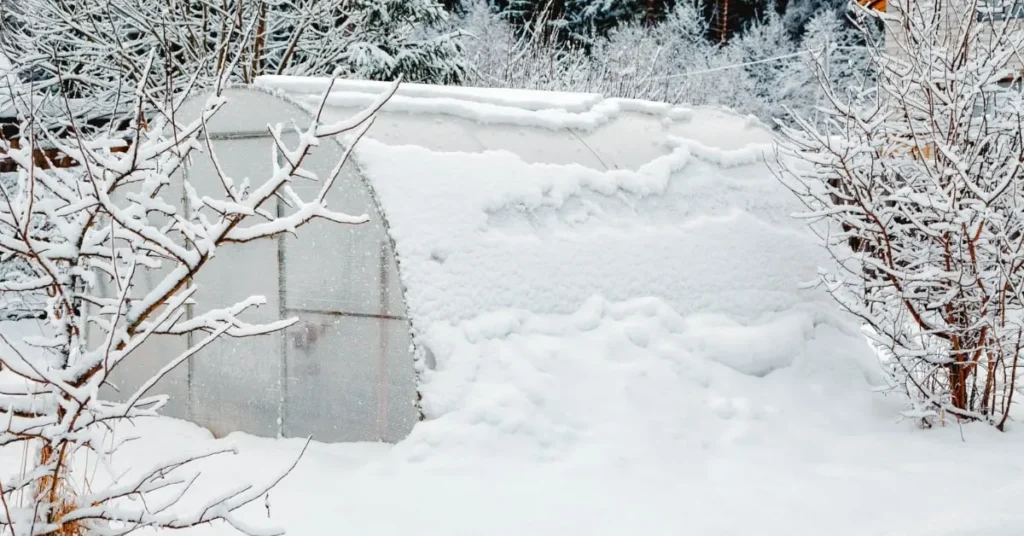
720,0 -> 729,44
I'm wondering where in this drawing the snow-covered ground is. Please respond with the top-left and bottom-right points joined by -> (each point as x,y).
104,415 -> 1024,536
5,304 -> 1024,535
4,82 -> 1024,535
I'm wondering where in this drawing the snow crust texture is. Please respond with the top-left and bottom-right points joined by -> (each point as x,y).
255,77 -> 888,459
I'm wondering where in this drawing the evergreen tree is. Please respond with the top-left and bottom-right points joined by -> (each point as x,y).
706,0 -> 775,43
565,0 -> 645,39
733,6 -> 797,118
799,6 -> 875,97
325,0 -> 466,83
781,0 -> 848,38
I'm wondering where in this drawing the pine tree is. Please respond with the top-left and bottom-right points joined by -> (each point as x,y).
799,6 -> 875,98
338,0 -> 466,83
564,0 -> 646,39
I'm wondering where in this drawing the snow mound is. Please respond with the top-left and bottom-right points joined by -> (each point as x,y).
258,76 -> 607,113
396,297 -> 881,465
253,77 -> 886,454
256,76 -> 772,170
350,137 -> 821,327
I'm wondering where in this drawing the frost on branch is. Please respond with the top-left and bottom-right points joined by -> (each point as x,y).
774,0 -> 1024,428
0,51 -> 399,534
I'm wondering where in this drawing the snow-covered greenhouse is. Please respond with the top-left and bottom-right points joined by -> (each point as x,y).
99,78 -> 831,444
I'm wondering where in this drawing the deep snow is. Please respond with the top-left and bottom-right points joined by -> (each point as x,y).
100,417 -> 1024,536
5,302 -> 1024,535
4,80 -> 1024,535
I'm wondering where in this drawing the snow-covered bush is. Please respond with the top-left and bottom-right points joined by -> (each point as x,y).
775,0 -> 1024,428
0,48 -> 396,533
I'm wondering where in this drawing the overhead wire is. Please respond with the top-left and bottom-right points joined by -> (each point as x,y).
649,45 -> 871,81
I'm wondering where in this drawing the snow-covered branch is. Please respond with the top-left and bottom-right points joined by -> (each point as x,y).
0,49 -> 396,534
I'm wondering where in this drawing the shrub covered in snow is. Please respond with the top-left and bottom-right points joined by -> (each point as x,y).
776,0 -> 1024,428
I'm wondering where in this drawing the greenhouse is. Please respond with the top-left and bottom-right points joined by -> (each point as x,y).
101,78 -> 825,444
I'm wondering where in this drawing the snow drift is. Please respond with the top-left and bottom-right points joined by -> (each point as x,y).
254,77 -> 886,460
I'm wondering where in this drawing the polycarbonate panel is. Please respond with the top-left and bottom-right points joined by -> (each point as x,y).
284,160 -> 406,317
282,312 -> 417,443
188,239 -> 283,439
469,123 -> 605,169
321,107 -> 487,154
186,137 -> 284,438
340,103 -> 608,169
663,108 -> 774,150
279,140 -> 416,442
93,313 -> 191,419
90,87 -> 419,443
92,180 -> 191,420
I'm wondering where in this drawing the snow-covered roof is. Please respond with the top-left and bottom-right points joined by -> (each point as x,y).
244,78 -> 883,459
256,77 -> 831,339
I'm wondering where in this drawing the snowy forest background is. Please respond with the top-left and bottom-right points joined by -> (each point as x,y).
0,0 -> 877,127
455,0 -> 877,123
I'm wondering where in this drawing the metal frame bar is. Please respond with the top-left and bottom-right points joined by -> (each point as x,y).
276,149 -> 289,439
182,163 -> 195,422
376,241 -> 391,441
205,131 -> 278,141
282,307 -> 406,321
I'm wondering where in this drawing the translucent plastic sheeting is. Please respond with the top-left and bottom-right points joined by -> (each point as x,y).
95,88 -> 419,444
283,310 -> 416,443
96,173 -> 191,421
285,163 -> 407,318
310,104 -> 613,170
188,137 -> 284,438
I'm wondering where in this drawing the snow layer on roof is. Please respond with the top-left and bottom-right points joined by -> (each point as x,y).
253,80 -> 892,478
258,76 -> 840,363
258,76 -> 606,112
350,137 -> 822,329
256,77 -> 770,171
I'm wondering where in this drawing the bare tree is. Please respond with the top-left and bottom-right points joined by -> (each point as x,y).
0,41 -> 398,533
775,0 -> 1024,428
